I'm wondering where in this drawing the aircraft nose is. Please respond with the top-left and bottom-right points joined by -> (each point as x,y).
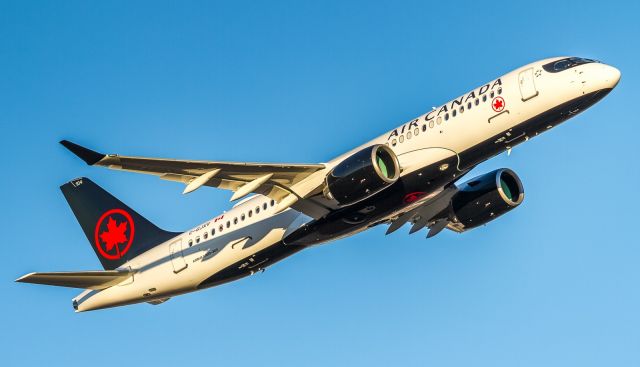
601,64 -> 621,89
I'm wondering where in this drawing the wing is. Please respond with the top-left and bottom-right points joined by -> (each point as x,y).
16,270 -> 132,290
60,140 -> 331,218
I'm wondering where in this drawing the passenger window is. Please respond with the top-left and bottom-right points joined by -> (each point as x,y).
414,128 -> 419,136
211,228 -> 215,236
467,102 -> 472,109
421,124 -> 427,132
482,95 -> 487,102
226,221 -> 230,228
256,206 -> 260,214
460,106 -> 464,113
196,237 -> 200,244
444,113 -> 449,121
204,233 -> 208,240
497,88 -> 502,95
436,116 -> 442,125
270,199 -> 275,207
475,98 -> 479,106
241,213 -> 245,221
233,217 -> 238,225
429,120 -> 435,128
392,139 -> 397,146
188,240 -> 193,247
219,224 -> 223,232
248,210 -> 253,217
263,203 -> 268,210
452,110 -> 457,117
490,91 -> 495,98
406,131 -> 411,139
399,135 -> 404,143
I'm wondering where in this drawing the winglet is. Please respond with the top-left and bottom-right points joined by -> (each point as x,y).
60,140 -> 106,165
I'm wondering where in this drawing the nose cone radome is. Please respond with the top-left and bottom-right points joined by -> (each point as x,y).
602,64 -> 621,89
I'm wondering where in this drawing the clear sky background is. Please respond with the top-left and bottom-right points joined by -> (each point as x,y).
1,1 -> 638,366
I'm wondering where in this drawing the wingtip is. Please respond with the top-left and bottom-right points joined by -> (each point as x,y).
15,273 -> 35,283
60,140 -> 105,165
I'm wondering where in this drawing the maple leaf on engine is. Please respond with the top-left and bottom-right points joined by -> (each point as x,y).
100,216 -> 128,251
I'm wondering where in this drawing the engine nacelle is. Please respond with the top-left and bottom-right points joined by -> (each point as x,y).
324,144 -> 400,206
449,168 -> 524,230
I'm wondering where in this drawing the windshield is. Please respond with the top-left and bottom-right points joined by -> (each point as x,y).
542,57 -> 599,73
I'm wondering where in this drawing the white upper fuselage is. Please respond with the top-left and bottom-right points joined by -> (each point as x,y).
74,57 -> 620,311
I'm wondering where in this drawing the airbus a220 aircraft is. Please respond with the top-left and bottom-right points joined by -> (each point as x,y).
18,57 -> 620,312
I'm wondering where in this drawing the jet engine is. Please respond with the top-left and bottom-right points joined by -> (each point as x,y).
323,144 -> 400,206
449,168 -> 524,230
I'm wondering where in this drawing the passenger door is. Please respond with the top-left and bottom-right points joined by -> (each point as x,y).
169,239 -> 188,273
518,68 -> 539,101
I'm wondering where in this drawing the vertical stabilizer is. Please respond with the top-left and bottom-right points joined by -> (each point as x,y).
60,177 -> 178,270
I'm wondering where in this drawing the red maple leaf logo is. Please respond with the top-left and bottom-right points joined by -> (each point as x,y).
492,97 -> 505,112
99,216 -> 128,252
403,191 -> 426,204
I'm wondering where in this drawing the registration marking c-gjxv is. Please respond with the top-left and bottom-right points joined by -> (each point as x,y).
17,57 -> 621,312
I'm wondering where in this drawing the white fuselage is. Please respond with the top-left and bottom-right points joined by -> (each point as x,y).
74,57 -> 620,311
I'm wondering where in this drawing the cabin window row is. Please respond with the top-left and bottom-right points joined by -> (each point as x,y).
188,199 -> 276,247
390,88 -> 502,147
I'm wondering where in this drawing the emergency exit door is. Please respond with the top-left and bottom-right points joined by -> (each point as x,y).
518,68 -> 539,101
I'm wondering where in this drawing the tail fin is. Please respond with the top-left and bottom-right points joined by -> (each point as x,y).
61,177 -> 178,270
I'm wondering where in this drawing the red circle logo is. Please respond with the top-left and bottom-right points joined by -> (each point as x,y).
94,209 -> 135,260
403,192 -> 426,204
492,96 -> 505,112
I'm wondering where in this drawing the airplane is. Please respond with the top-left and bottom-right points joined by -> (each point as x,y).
17,56 -> 620,312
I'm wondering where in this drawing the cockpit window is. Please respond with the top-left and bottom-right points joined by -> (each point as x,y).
542,57 -> 599,73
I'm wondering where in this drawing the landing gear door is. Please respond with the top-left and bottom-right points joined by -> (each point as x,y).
169,239 -> 188,273
518,68 -> 539,101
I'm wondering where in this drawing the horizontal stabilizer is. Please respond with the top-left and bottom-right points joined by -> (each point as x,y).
16,270 -> 131,290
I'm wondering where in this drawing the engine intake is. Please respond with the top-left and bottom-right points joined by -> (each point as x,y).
450,168 -> 524,230
324,144 -> 400,206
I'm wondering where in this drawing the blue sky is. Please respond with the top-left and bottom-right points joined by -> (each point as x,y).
1,1 -> 639,366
